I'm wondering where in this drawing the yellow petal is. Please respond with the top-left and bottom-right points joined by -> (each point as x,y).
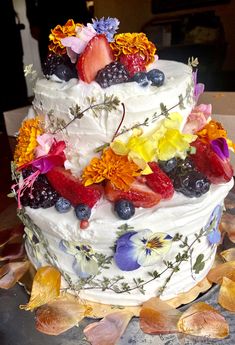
139,297 -> 181,334
20,266 -> 61,311
220,248 -> 235,262
110,140 -> 129,156
177,302 -> 229,339
207,261 -> 235,284
218,276 -> 235,312
36,294 -> 87,335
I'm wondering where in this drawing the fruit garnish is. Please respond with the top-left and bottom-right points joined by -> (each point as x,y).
55,197 -> 72,213
119,53 -> 146,77
147,69 -> 165,86
95,61 -> 130,88
43,53 -> 77,81
145,162 -> 174,199
173,170 -> 211,198
132,72 -> 149,87
114,199 -> 135,220
105,180 -> 161,208
190,139 -> 233,184
46,167 -> 103,208
77,34 -> 114,83
75,204 -> 91,220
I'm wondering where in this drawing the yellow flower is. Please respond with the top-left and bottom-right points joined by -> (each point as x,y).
110,32 -> 156,65
14,117 -> 44,167
49,19 -> 81,54
82,148 -> 141,191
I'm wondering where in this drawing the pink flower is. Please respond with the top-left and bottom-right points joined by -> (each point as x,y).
183,104 -> 212,134
35,133 -> 55,158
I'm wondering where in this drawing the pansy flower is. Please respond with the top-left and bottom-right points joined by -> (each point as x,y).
205,205 -> 223,245
114,230 -> 172,271
60,240 -> 99,278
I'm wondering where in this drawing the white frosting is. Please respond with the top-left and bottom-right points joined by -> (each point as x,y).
33,60 -> 194,175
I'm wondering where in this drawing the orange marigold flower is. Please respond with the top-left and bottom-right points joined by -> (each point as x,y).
110,32 -> 156,65
49,19 -> 81,55
14,117 -> 44,167
82,148 -> 141,191
196,120 -> 227,142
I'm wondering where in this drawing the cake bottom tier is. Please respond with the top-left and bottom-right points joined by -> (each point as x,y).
22,179 -> 234,306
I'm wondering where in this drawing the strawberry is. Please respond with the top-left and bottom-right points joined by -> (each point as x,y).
190,138 -> 233,184
46,167 -> 103,208
77,34 -> 114,83
104,180 -> 161,208
145,162 -> 174,199
119,53 -> 146,77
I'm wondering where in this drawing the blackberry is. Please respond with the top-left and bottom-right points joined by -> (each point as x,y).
95,61 -> 130,88
173,171 -> 211,198
168,157 -> 195,180
42,53 -> 77,81
21,173 -> 60,209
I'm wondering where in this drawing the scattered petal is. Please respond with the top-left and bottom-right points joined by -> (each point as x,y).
0,261 -> 30,289
20,266 -> 61,311
0,242 -> 25,261
218,277 -> 235,312
84,311 -> 133,345
139,297 -> 181,334
207,261 -> 235,284
220,248 -> 235,262
36,295 -> 88,335
0,224 -> 24,247
177,302 -> 229,339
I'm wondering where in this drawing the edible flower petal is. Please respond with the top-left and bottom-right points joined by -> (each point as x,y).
193,69 -> 205,102
196,120 -> 227,142
114,230 -> 172,271
211,138 -> 229,160
92,17 -> 120,42
205,205 -> 223,245
218,277 -> 235,312
182,104 -> 212,134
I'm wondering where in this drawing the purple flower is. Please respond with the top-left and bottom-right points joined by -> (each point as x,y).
211,138 -> 229,161
205,205 -> 223,245
92,17 -> 120,42
193,69 -> 204,103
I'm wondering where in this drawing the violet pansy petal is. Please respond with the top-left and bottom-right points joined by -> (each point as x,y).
116,231 -> 137,248
208,229 -> 221,245
211,138 -> 229,160
114,242 -> 140,271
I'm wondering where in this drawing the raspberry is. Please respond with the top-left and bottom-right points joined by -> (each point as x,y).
95,61 -> 130,88
42,53 -> 77,81
119,53 -> 146,77
145,162 -> 174,199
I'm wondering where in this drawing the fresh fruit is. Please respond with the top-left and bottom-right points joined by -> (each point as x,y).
190,139 -> 234,184
46,167 -> 103,208
21,169 -> 60,209
119,53 -> 146,77
55,197 -> 72,213
43,53 -> 77,81
80,220 -> 89,229
132,72 -> 149,87
147,69 -> 165,86
168,157 -> 195,179
158,158 -> 177,174
173,170 -> 211,198
105,180 -> 161,208
145,162 -> 174,199
114,199 -> 135,220
95,61 -> 130,88
77,34 -> 114,83
75,204 -> 91,220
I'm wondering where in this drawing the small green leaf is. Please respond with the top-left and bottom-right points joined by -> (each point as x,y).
193,254 -> 205,274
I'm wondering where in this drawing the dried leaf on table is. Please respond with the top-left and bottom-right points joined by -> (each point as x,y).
220,213 -> 235,243
0,242 -> 25,261
220,248 -> 235,262
218,276 -> 235,312
207,261 -> 235,284
177,302 -> 229,339
0,224 -> 24,247
0,261 -> 30,289
36,294 -> 88,335
139,297 -> 181,334
84,310 -> 133,345
20,266 -> 61,311
86,300 -> 140,318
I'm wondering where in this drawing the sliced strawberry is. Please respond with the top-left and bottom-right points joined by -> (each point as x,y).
119,53 -> 146,77
190,138 -> 233,184
145,162 -> 174,199
77,34 -> 114,83
46,167 -> 103,208
105,180 -> 161,208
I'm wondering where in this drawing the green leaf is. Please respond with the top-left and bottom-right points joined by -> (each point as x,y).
193,254 -> 205,274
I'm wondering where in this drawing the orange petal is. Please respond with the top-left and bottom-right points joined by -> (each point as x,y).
220,248 -> 235,262
0,224 -> 24,247
0,261 -> 30,289
36,295 -> 87,335
218,276 -> 235,312
20,266 -> 61,311
0,242 -> 25,261
207,261 -> 235,284
177,302 -> 229,339
139,297 -> 181,334
84,311 -> 133,345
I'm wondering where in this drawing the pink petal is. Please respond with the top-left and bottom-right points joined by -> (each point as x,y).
61,36 -> 87,54
84,311 -> 133,345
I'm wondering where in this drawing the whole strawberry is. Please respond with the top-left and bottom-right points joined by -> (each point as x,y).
145,162 -> 174,199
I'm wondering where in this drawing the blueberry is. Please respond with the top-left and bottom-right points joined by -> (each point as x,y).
114,199 -> 135,220
55,197 -> 72,213
54,63 -> 77,82
75,203 -> 91,220
132,72 -> 149,87
158,158 -> 177,174
147,69 -> 165,86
